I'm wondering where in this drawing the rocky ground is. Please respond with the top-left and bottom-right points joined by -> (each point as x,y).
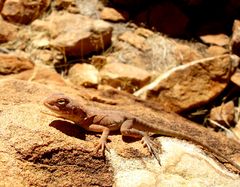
1,0 -> 240,186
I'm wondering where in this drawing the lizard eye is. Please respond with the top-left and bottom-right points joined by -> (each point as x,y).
57,98 -> 68,105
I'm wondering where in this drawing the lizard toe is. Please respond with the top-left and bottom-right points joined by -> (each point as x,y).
94,141 -> 109,155
141,136 -> 162,165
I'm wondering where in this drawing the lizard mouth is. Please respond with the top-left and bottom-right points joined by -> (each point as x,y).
43,101 -> 60,112
40,109 -> 62,118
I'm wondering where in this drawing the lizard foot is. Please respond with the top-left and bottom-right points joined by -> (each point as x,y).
94,140 -> 110,156
141,136 -> 162,165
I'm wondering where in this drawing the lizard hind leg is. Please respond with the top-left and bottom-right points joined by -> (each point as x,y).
120,119 -> 162,165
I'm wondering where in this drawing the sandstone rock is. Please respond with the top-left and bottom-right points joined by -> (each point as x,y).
231,19 -> 240,57
12,64 -> 65,85
134,2 -> 189,37
0,79 -> 113,186
100,7 -> 128,22
100,62 -> 151,93
175,43 -> 204,64
31,37 -> 50,49
0,17 -> 18,43
1,0 -> 51,24
0,54 -> 34,75
0,79 -> 239,186
200,34 -> 230,46
36,12 -> 113,57
209,101 -> 235,128
135,55 -> 236,112
231,68 -> 240,87
118,31 -> 150,51
134,27 -> 154,38
207,46 -> 229,56
68,63 -> 100,87
0,0 -> 6,12
112,28 -> 204,73
234,118 -> 240,139
31,18 -> 50,31
30,49 -> 53,64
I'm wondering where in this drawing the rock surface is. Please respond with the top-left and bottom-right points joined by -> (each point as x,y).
0,18 -> 17,43
100,7 -> 128,22
118,31 -> 151,51
100,62 -> 151,92
209,101 -> 235,128
235,119 -> 240,140
32,12 -> 113,57
68,63 -> 100,87
206,45 -> 229,56
231,68 -> 240,87
200,34 -> 230,46
0,79 -> 239,186
1,0 -> 51,24
0,79 -> 113,186
111,28 -> 205,73
175,43 -> 204,64
11,64 -> 66,85
231,19 -> 240,57
0,0 -> 5,11
135,55 -> 237,112
1,0 -> 240,186
0,54 -> 34,75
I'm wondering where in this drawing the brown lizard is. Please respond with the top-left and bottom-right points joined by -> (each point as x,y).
43,93 -> 240,173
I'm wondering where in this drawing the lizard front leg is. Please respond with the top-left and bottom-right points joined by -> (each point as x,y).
120,119 -> 161,165
87,124 -> 110,154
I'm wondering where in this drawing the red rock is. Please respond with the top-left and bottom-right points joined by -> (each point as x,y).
231,68 -> 240,87
210,101 -> 235,127
207,46 -> 229,56
200,34 -> 230,46
118,31 -> 150,51
12,64 -> 65,85
0,0 -> 6,12
231,19 -> 240,57
134,28 -> 154,38
1,0 -> 50,24
100,7 -> 128,22
135,55 -> 236,112
0,18 -> 18,43
175,43 -> 203,64
68,63 -> 100,87
0,79 -> 112,186
0,54 -> 34,75
33,12 -> 113,57
235,118 -> 240,139
100,62 -> 151,93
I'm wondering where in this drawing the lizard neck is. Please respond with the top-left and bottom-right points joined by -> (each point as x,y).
69,103 -> 90,124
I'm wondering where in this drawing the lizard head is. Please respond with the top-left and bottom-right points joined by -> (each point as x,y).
43,93 -> 87,123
